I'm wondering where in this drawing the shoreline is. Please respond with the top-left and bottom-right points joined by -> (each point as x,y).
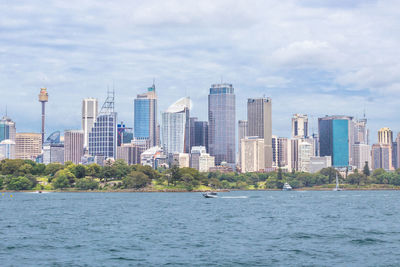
2,187 -> 400,193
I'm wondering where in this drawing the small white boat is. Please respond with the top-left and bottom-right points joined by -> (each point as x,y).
333,172 -> 342,191
203,192 -> 218,198
282,182 -> 292,191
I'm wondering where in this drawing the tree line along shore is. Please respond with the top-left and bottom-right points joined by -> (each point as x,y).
1,159 -> 400,192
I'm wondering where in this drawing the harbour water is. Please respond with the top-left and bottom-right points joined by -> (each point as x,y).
1,191 -> 400,266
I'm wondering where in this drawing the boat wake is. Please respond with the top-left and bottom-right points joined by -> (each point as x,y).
220,196 -> 248,199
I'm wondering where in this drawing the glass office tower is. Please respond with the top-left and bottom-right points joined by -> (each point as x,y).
134,84 -> 157,147
208,83 -> 235,166
318,115 -> 353,167
89,91 -> 117,159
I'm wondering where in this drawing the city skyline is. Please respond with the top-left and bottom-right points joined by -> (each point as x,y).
1,1 -> 399,143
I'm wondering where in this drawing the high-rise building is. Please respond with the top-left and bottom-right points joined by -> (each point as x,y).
82,98 -> 98,149
38,88 -> 48,147
372,127 -> 394,170
194,121 -> 208,151
134,84 -> 158,147
162,97 -> 191,154
354,118 -> 369,144
289,138 -> 314,172
117,122 -> 133,146
240,137 -> 264,173
238,120 -> 248,167
247,97 -> 272,169
116,143 -> 141,165
392,142 -> 397,169
64,130 -> 84,164
190,146 -> 207,170
397,133 -> 400,169
272,136 -> 289,168
0,116 -> 16,142
189,117 -> 197,151
43,144 -> 64,164
0,139 -> 16,160
378,127 -> 393,145
208,83 -> 235,166
352,143 -> 371,170
89,91 -> 117,159
15,133 -> 42,160
318,115 -> 354,167
292,114 -> 308,138
372,144 -> 391,171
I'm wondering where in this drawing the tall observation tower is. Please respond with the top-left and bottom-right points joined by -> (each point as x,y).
38,88 -> 48,146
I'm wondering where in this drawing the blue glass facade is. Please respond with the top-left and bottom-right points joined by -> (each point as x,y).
208,84 -> 235,165
134,99 -> 150,139
332,120 -> 349,166
0,123 -> 9,142
319,117 -> 350,167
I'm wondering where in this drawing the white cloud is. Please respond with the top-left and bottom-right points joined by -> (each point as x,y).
0,0 -> 399,143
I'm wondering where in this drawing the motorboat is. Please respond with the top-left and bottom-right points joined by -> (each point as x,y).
202,192 -> 218,198
282,182 -> 292,191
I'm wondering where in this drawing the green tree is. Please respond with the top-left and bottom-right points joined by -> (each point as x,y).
72,164 -> 86,178
347,170 -> 364,185
182,174 -> 199,191
45,163 -> 65,177
363,161 -> 370,177
18,163 -> 34,175
53,175 -> 70,189
167,165 -> 182,186
112,159 -> 130,179
277,167 -> 283,180
76,178 -> 99,190
122,171 -> 150,189
0,159 -> 26,175
32,163 -> 46,175
7,176 -> 33,190
87,164 -> 101,177
319,167 -> 338,184
53,169 -> 76,187
209,178 -> 221,189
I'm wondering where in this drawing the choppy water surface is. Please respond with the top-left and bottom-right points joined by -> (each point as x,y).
1,191 -> 400,266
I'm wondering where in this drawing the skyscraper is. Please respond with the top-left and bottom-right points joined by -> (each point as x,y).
378,127 -> 393,145
247,97 -> 272,169
0,116 -> 16,142
397,133 -> 400,169
134,84 -> 158,147
188,117 -> 209,152
15,133 -> 42,160
318,115 -> 354,167
354,118 -> 369,144
64,130 -> 84,164
238,120 -> 248,167
272,136 -> 289,168
240,137 -> 264,173
292,114 -> 308,138
372,144 -> 391,171
89,91 -> 117,159
208,83 -> 236,166
162,97 -> 191,154
82,98 -> 98,149
374,127 -> 394,170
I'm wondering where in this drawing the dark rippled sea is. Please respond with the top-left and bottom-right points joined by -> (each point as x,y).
1,191 -> 400,266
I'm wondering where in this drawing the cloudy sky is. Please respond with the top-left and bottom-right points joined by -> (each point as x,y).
1,0 -> 399,143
